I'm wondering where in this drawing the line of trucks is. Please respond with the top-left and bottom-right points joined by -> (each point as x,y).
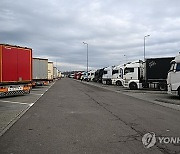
72,54 -> 180,97
0,44 -> 61,97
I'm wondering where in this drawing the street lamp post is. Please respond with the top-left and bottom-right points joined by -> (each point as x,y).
83,42 -> 88,79
144,35 -> 150,61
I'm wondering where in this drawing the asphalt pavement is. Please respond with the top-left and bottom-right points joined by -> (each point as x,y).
0,78 -> 180,154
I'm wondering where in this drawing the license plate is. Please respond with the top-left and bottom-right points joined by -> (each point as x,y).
8,86 -> 23,91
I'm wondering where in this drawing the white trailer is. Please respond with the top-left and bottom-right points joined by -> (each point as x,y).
111,65 -> 124,86
58,70 -> 62,79
48,62 -> 54,81
53,67 -> 58,79
33,58 -> 48,86
167,54 -> 180,97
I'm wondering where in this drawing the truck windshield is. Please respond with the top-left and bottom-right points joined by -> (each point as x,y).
103,71 -> 107,74
112,70 -> 118,75
176,63 -> 180,72
124,68 -> 134,74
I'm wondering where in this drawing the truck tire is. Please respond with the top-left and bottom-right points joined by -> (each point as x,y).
106,80 -> 111,85
129,82 -> 138,90
159,83 -> 167,91
116,81 -> 122,86
178,88 -> 180,98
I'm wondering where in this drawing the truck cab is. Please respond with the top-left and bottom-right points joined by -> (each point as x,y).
88,70 -> 95,81
81,72 -> 88,81
123,60 -> 144,90
102,66 -> 113,85
167,54 -> 180,97
111,65 -> 124,86
94,68 -> 104,83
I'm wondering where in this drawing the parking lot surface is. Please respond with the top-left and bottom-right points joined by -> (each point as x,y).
0,82 -> 54,136
80,81 -> 180,111
0,78 -> 179,154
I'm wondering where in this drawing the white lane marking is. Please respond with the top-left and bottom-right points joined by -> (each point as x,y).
0,100 -> 31,106
29,93 -> 43,96
0,81 -> 57,137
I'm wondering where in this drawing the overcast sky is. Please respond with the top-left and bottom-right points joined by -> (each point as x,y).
0,0 -> 180,71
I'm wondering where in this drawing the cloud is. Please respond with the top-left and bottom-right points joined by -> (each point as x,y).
0,0 -> 180,71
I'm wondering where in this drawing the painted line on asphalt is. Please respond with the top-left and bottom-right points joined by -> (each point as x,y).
29,93 -> 44,96
0,81 -> 56,137
0,100 -> 31,106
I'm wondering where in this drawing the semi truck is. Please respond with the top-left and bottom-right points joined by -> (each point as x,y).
33,58 -> 48,86
88,70 -> 95,81
111,65 -> 124,86
53,67 -> 58,80
167,54 -> 180,97
0,44 -> 32,97
94,68 -> 104,83
81,72 -> 88,81
76,72 -> 83,80
48,62 -> 54,82
58,70 -> 62,79
123,57 -> 174,90
102,66 -> 113,85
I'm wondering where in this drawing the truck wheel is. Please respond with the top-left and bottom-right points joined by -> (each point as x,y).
159,83 -> 167,91
116,81 -> 122,86
129,82 -> 138,90
106,80 -> 111,85
178,88 -> 180,98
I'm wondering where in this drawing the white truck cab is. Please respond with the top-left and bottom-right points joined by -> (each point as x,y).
88,70 -> 95,81
111,65 -> 124,86
167,54 -> 180,97
102,66 -> 113,85
123,60 -> 144,89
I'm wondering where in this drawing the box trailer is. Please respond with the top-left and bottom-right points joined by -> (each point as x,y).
0,44 -> 32,97
33,58 -> 48,86
123,57 -> 174,90
48,62 -> 54,81
58,71 -> 62,79
53,67 -> 58,79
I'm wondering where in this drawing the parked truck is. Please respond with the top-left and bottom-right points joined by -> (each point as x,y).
53,67 -> 58,80
94,68 -> 104,83
58,70 -> 62,79
48,62 -> 54,82
102,66 -> 114,85
0,44 -> 32,97
111,65 -> 124,86
88,70 -> 95,81
123,57 -> 174,90
33,58 -> 48,86
167,54 -> 180,97
81,72 -> 88,81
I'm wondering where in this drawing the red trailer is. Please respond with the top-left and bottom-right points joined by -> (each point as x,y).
0,44 -> 32,97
